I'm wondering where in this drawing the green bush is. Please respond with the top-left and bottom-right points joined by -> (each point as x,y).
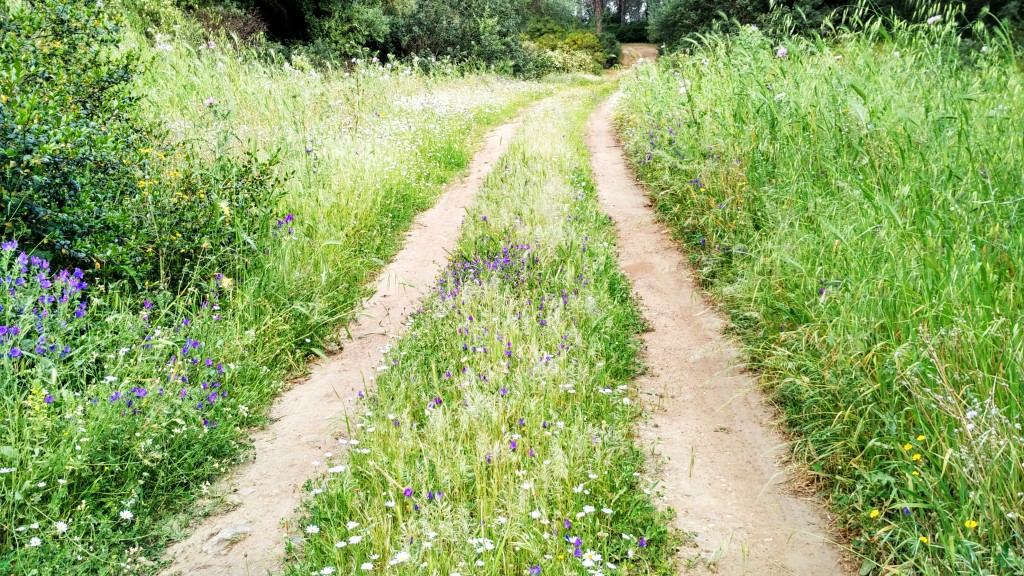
607,20 -> 650,42
0,0 -> 147,273
649,0 -> 767,46
0,0 -> 279,286
598,30 -> 622,66
307,0 -> 392,58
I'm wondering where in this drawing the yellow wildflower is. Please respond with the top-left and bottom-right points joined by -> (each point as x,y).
916,435 -> 925,441
902,443 -> 912,451
965,520 -> 978,529
912,453 -> 922,461
869,510 -> 880,519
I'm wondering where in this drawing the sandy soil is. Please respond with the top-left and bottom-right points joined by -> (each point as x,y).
162,116 -> 524,576
621,43 -> 660,68
586,95 -> 849,575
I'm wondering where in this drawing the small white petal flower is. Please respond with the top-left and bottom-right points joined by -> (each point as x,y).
360,562 -> 373,571
306,525 -> 320,534
55,521 -> 69,534
530,510 -> 541,519
348,535 -> 363,544
29,537 -> 42,547
346,521 -> 360,529
119,510 -> 134,521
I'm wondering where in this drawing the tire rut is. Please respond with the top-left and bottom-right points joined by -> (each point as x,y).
162,112 -> 526,576
586,94 -> 849,575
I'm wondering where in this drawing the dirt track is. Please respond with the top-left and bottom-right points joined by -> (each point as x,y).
163,115 -> 523,576
163,67 -> 849,576
586,94 -> 848,575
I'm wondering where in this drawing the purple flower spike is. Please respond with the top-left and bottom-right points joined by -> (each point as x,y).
500,387 -> 508,396
433,397 -> 443,406
530,566 -> 541,575
510,440 -> 517,451
403,487 -> 413,498
564,519 -> 571,530
639,537 -> 647,547
44,394 -> 54,404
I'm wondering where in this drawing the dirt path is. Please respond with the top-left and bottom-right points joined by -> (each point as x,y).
163,116 -> 523,576
621,43 -> 660,68
586,96 -> 848,575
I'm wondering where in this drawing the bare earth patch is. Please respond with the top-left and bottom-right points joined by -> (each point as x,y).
587,95 -> 849,575
162,116 -> 524,576
621,44 -> 660,68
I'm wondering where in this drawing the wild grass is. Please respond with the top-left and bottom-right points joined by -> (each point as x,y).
282,84 -> 680,576
615,11 -> 1023,575
1,24 -> 551,576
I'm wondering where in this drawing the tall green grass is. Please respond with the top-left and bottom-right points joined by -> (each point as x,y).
617,13 -> 1023,575
1,21 -> 550,576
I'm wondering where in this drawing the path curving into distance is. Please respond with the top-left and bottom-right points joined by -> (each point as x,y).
586,95 -> 850,575
163,114 -> 525,576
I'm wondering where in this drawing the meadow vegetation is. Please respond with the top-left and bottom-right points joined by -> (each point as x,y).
282,83 -> 678,576
617,9 -> 1024,574
0,2 -> 550,573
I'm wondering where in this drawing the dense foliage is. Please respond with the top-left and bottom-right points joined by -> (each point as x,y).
166,0 -> 626,73
0,0 -> 280,286
618,16 -> 1024,575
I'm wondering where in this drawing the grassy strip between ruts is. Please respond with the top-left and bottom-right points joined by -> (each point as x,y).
1,36 -> 552,576
615,16 -> 1023,576
282,84 -> 679,576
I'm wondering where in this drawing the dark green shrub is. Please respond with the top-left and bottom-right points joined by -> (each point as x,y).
650,0 -> 767,46
526,17 -> 569,39
598,30 -> 622,65
0,0 -> 147,274
0,0 -> 280,286
607,20 -> 650,42
307,0 -> 392,58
